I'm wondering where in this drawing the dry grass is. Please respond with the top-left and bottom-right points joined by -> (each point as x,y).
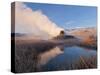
73,56 -> 97,69
14,39 -> 57,73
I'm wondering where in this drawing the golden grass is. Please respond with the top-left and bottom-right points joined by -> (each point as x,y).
73,56 -> 97,69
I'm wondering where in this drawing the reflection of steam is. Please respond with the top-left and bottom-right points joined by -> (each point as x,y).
15,2 -> 63,38
38,47 -> 64,66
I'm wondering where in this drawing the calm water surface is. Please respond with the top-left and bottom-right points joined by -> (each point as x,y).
37,46 -> 96,71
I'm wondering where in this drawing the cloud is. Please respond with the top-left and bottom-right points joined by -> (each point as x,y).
15,2 -> 63,38
65,21 -> 74,25
61,21 -> 75,29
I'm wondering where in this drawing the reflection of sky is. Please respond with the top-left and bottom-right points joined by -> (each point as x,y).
41,46 -> 96,70
25,2 -> 97,29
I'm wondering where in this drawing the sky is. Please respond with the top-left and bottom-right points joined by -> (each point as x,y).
14,2 -> 97,37
25,2 -> 97,29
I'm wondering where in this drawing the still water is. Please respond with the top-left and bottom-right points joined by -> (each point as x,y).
37,46 -> 97,71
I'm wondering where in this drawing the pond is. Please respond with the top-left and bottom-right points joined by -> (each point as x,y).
37,46 -> 97,71
15,38 -> 97,72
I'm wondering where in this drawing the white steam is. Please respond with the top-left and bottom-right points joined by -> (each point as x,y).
15,2 -> 63,38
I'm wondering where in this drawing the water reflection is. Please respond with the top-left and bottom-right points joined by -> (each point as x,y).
15,39 -> 97,72
38,46 -> 97,71
38,47 -> 64,66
